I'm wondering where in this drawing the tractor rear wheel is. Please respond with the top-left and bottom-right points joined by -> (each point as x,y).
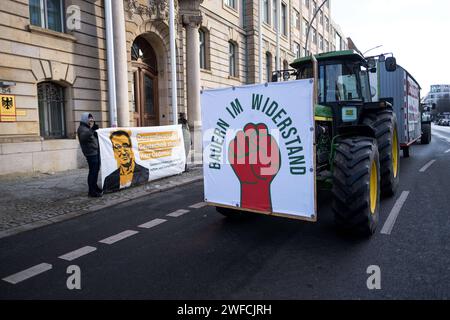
421,123 -> 431,144
332,137 -> 380,236
363,109 -> 400,197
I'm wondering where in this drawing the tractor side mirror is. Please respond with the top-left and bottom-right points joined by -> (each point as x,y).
385,57 -> 397,72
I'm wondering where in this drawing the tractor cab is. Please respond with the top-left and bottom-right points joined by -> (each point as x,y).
272,50 -> 397,138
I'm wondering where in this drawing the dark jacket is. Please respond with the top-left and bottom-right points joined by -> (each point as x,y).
77,113 -> 99,157
103,163 -> 149,192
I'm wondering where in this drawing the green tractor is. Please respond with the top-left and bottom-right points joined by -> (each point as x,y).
272,50 -> 400,235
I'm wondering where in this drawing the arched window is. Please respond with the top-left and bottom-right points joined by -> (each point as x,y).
38,82 -> 66,139
266,52 -> 272,82
131,36 -> 157,73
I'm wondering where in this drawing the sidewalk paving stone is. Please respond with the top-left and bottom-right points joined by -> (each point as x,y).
0,166 -> 203,239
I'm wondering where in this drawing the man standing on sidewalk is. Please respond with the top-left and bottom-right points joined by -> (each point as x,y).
77,113 -> 103,198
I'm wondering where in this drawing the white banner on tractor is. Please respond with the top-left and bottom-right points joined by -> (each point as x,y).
201,80 -> 316,220
98,125 -> 186,193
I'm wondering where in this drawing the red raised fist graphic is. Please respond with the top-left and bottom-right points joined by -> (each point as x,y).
228,123 -> 281,213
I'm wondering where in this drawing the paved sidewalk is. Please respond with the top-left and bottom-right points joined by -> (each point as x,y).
0,167 -> 203,239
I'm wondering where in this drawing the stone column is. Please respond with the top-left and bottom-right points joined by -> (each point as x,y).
112,0 -> 129,127
183,14 -> 202,164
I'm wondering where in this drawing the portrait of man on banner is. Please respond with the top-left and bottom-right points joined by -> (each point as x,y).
103,130 -> 149,191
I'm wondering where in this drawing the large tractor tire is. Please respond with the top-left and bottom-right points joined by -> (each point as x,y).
421,123 -> 432,145
362,109 -> 400,197
332,137 -> 381,236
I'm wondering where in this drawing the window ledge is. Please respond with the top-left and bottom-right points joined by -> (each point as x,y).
228,76 -> 240,81
27,25 -> 77,42
223,3 -> 239,17
201,68 -> 212,74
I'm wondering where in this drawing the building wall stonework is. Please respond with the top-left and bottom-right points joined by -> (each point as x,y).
0,0 -> 347,175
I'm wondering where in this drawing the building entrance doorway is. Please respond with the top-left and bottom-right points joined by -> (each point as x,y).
131,36 -> 159,127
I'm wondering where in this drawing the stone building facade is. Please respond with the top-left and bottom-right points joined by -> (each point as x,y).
0,0 -> 346,175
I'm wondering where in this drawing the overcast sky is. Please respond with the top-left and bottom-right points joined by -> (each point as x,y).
332,0 -> 450,95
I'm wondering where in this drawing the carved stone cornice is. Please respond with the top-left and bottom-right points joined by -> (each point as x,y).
126,0 -> 179,23
182,14 -> 202,28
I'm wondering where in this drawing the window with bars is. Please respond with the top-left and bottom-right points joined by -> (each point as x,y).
38,82 -> 66,139
29,0 -> 65,33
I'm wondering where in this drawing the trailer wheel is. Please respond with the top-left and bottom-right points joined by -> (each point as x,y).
403,146 -> 410,158
421,123 -> 431,145
362,109 -> 400,197
332,137 -> 380,236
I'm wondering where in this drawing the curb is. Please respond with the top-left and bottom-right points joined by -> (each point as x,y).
0,174 -> 203,240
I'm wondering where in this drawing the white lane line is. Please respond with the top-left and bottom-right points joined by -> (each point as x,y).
167,209 -> 190,217
419,160 -> 436,173
189,202 -> 207,209
58,246 -> 97,261
445,149 -> 450,154
99,230 -> 139,245
2,263 -> 52,284
381,191 -> 410,235
432,131 -> 450,143
138,218 -> 167,229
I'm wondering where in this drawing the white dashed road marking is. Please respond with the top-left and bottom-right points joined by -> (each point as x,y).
419,160 -> 436,173
138,218 -> 167,229
431,131 -> 450,143
2,263 -> 53,284
99,230 -> 139,245
58,246 -> 97,261
189,202 -> 207,209
167,209 -> 190,217
381,191 -> 410,235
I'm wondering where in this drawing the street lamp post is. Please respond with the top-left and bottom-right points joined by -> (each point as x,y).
363,45 -> 383,56
305,0 -> 328,57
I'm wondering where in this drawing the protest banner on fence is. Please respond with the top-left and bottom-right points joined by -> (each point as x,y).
98,125 -> 186,192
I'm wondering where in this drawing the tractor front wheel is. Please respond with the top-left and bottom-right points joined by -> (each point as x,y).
332,137 -> 381,236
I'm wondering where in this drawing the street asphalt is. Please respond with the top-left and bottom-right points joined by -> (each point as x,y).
1,124 -> 450,300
